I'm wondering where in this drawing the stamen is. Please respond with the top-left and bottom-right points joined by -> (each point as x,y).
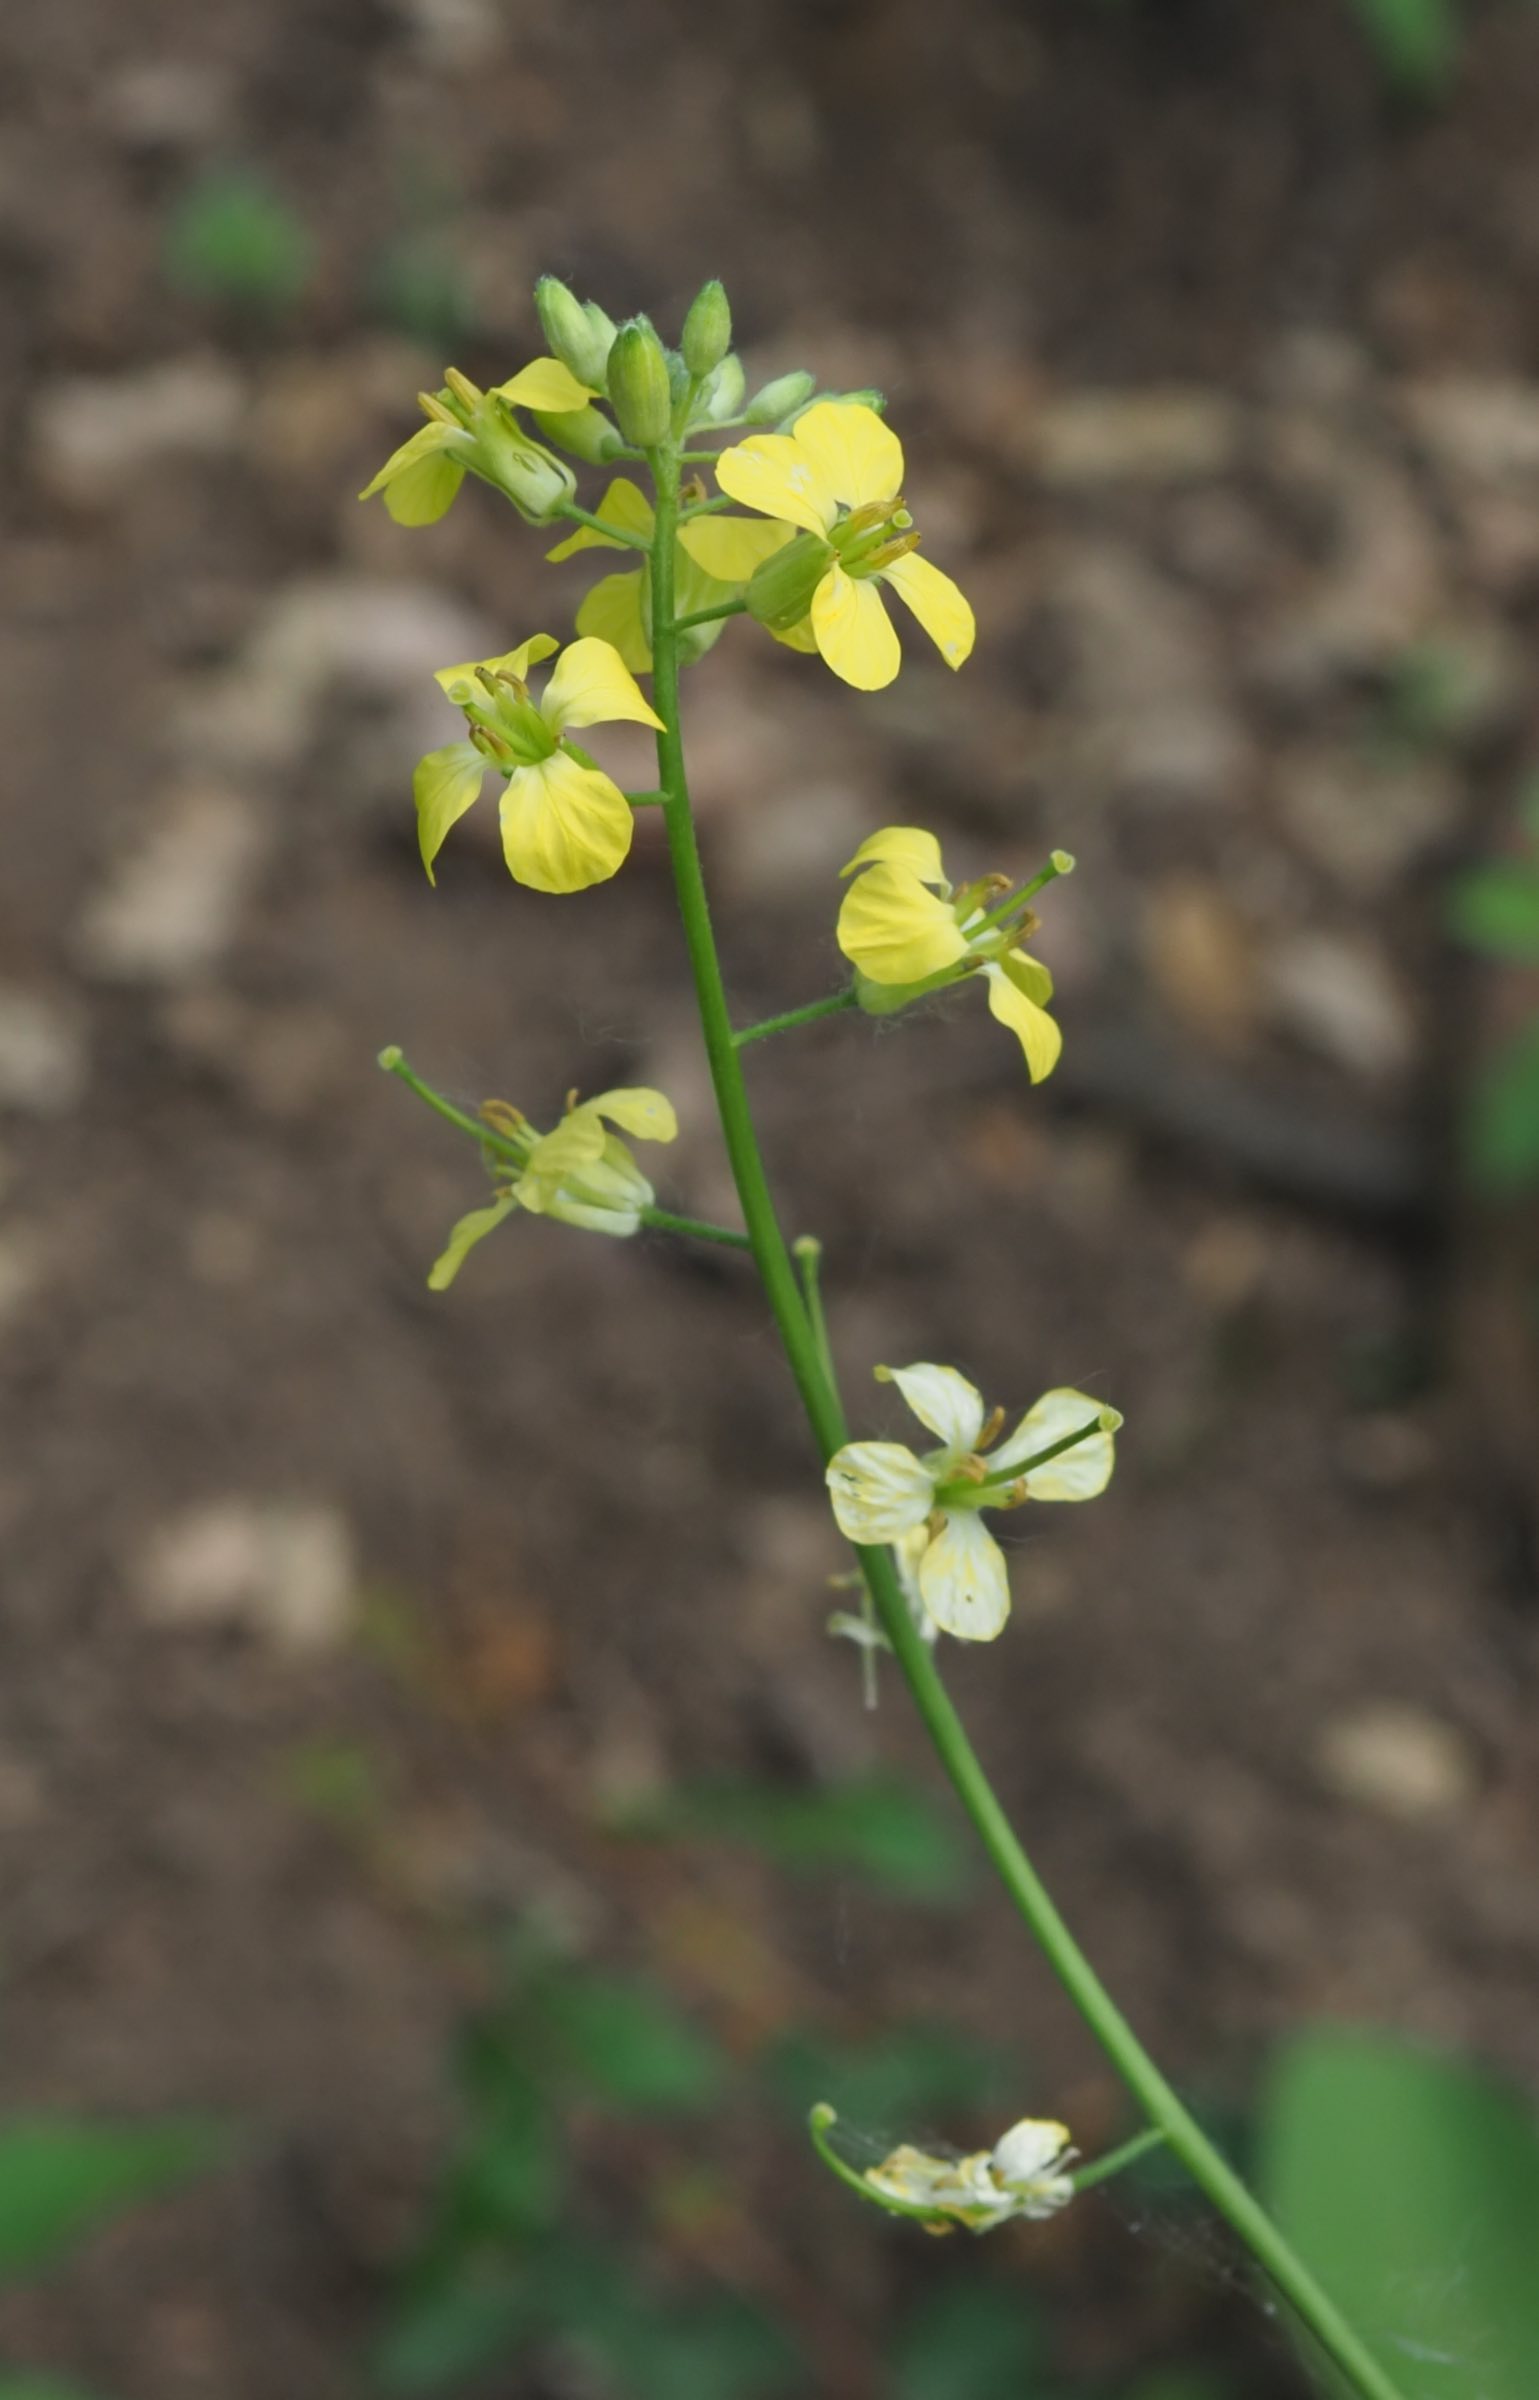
977,1404 -> 1006,1450
443,367 -> 483,411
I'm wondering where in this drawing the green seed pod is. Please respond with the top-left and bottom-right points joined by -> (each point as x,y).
744,369 -> 816,426
532,405 -> 625,464
681,279 -> 732,377
606,318 -> 673,447
534,276 -> 610,389
701,353 -> 746,422
745,531 -> 833,635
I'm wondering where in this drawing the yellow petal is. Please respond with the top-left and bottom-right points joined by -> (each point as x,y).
546,477 -> 655,562
879,551 -> 976,671
413,742 -> 485,882
520,1107 -> 608,1190
359,422 -> 469,525
840,826 -> 949,886
991,1388 -> 1119,1496
792,401 -> 903,511
359,419 -> 462,497
917,1513 -> 1011,1642
493,356 -> 596,412
825,1442 -> 936,1544
1001,947 -> 1054,1007
575,569 -> 652,674
983,962 -> 1063,1082
677,515 -> 795,582
714,434 -> 838,535
499,751 -> 634,893
541,636 -> 664,735
837,862 -> 970,985
811,566 -> 901,691
428,1194 -> 519,1290
589,1087 -> 678,1143
433,633 -> 561,704
879,1362 -> 985,1455
773,615 -> 820,654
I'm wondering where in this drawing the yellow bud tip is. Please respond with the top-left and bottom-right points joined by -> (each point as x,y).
377,1045 -> 404,1072
873,1363 -> 894,1383
1051,850 -> 1075,875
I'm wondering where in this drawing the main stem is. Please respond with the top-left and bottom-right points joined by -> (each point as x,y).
645,444 -> 1407,2400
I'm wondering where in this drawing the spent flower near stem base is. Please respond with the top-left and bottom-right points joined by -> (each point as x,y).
865,2117 -> 1077,2232
428,1085 -> 679,1286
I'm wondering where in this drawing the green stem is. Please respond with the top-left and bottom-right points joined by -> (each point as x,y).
734,989 -> 859,1047
672,598 -> 748,633
1070,2127 -> 1168,2196
625,787 -> 668,807
644,446 -> 1410,2400
553,499 -> 652,551
378,1048 -> 750,1252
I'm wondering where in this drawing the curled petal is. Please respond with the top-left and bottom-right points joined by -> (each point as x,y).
359,422 -> 470,525
427,1194 -> 519,1290
983,960 -> 1062,1083
792,401 -> 904,511
715,433 -> 838,535
541,636 -> 664,735
413,742 -> 485,882
493,356 -> 597,412
545,476 -> 655,560
826,1442 -> 935,1544
990,1387 -> 1120,1495
499,751 -> 634,893
520,1110 -> 608,1191
574,569 -> 652,674
840,825 -> 950,887
991,2119 -> 1073,2188
837,862 -> 970,986
917,1511 -> 1011,1642
677,514 -> 795,582
878,1362 -> 985,1458
811,565 -> 901,691
588,1087 -> 678,1143
879,551 -> 976,672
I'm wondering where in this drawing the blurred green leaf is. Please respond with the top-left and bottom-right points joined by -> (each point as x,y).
892,2278 -> 1048,2400
624,1772 -> 971,1900
766,2022 -> 1013,2130
374,2268 -> 539,2394
1261,2026 -> 1539,2400
164,169 -> 312,313
0,2383 -> 101,2400
0,2117 -> 225,2283
1341,0 -> 1459,94
1448,865 -> 1539,960
1468,1021 -> 1539,1192
370,233 -> 479,351
1117,2374 -> 1235,2400
550,1972 -> 723,2114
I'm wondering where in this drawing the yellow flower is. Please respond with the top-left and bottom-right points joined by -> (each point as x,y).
428,1087 -> 678,1286
836,826 -> 1068,1082
865,2118 -> 1077,2232
826,1362 -> 1120,1641
546,479 -> 787,673
413,634 -> 663,894
360,359 -> 592,526
712,401 -> 975,690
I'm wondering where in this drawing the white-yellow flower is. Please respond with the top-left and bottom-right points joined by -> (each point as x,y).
837,826 -> 1067,1083
826,1363 -> 1120,1642
865,2117 -> 1077,2231
428,1087 -> 678,1287
414,634 -> 663,895
711,402 -> 975,691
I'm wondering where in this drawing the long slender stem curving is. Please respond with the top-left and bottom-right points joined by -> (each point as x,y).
734,989 -> 859,1047
643,439 -> 1409,2400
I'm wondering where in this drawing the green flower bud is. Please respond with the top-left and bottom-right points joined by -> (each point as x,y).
701,353 -> 746,422
583,299 -> 618,362
534,275 -> 610,389
474,401 -> 576,521
666,347 -> 692,406
744,368 -> 815,426
533,406 -> 625,464
837,387 -> 886,415
681,279 -> 732,377
744,530 -> 833,635
606,318 -> 673,447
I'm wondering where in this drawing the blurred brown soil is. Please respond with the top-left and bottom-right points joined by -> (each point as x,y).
2,2 -> 1539,2395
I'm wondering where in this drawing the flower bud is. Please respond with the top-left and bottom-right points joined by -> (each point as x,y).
534,275 -> 610,389
583,299 -> 618,362
744,368 -> 815,426
744,530 -> 832,634
837,387 -> 886,415
475,402 -> 576,521
533,406 -> 625,464
681,278 -> 732,377
606,318 -> 673,447
701,353 -> 746,421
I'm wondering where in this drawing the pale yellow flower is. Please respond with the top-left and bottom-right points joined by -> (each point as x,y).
360,358 -> 592,526
712,402 -> 974,690
837,826 -> 1067,1082
428,1087 -> 678,1287
414,634 -> 663,895
865,2118 -> 1077,2231
826,1362 -> 1119,1641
